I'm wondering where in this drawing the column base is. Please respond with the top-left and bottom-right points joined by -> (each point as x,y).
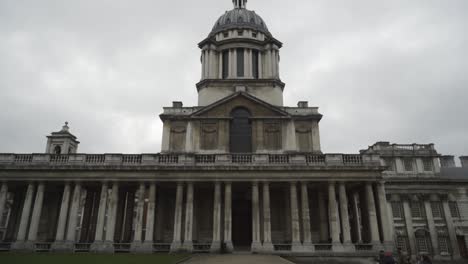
291,242 -> 304,252
170,241 -> 182,253
251,241 -> 263,253
302,241 -> 315,252
224,241 -> 234,253
180,241 -> 193,252
210,241 -> 221,253
130,241 -> 153,253
90,241 -> 114,253
51,241 -> 75,252
342,242 -> 355,252
11,241 -> 35,252
262,241 -> 274,253
331,242 -> 345,252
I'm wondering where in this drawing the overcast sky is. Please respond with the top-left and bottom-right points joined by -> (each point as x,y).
0,0 -> 467,162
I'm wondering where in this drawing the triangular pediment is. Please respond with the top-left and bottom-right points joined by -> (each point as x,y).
191,92 -> 290,118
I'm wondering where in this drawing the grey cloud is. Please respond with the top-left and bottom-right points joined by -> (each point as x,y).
0,0 -> 467,161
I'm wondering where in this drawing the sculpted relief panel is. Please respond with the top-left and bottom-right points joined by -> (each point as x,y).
264,122 -> 282,150
200,122 -> 219,150
169,121 -> 187,152
296,121 -> 313,152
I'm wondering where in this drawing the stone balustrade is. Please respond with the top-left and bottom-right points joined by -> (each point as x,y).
0,153 -> 381,167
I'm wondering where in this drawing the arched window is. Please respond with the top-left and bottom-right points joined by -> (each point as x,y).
230,108 -> 252,153
54,145 -> 62,155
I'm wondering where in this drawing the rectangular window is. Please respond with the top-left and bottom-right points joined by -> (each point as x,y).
431,202 -> 443,218
222,50 -> 229,79
396,236 -> 409,252
416,236 -> 429,253
252,50 -> 259,79
237,48 -> 244,77
411,202 -> 423,218
449,202 -> 460,218
392,202 -> 403,219
404,158 -> 414,172
438,236 -> 450,253
384,158 -> 395,171
423,158 -> 433,171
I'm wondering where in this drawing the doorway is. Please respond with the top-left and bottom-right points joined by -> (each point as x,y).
231,187 -> 252,250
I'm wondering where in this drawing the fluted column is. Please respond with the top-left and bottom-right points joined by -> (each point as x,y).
442,200 -> 461,259
27,182 -> 45,242
376,182 -> 392,249
66,183 -> 82,243
89,182 -> 108,252
424,199 -> 440,258
102,182 -> 119,253
338,183 -> 353,251
16,184 -> 35,242
290,182 -> 302,251
144,183 -> 156,244
251,182 -> 262,252
131,183 -> 146,252
262,182 -> 274,252
318,191 -> 329,242
329,182 -> 343,251
224,182 -> 233,252
0,183 -> 8,231
170,183 -> 184,252
182,182 -> 194,252
301,182 -> 314,251
365,183 -> 381,245
210,182 -> 222,252
351,192 -> 363,243
402,199 -> 417,259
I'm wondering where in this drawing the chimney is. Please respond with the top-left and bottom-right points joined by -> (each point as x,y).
297,101 -> 309,108
172,101 -> 183,108
461,156 -> 468,168
440,156 -> 456,168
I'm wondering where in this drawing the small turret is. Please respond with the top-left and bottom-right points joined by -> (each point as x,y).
45,122 -> 80,154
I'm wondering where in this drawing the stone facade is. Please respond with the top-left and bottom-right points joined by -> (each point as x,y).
0,0 -> 467,261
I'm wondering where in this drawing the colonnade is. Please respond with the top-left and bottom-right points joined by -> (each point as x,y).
0,180 -> 392,253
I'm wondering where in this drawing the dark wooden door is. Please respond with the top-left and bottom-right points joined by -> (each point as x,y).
230,108 -> 252,153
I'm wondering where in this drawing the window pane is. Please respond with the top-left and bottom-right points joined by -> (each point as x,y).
222,50 -> 229,79
449,202 -> 460,218
252,50 -> 259,79
404,159 -> 414,171
423,158 -> 433,171
237,48 -> 244,77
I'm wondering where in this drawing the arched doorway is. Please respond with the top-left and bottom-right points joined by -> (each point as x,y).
229,107 -> 252,153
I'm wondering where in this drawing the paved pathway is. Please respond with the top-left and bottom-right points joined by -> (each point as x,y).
182,255 -> 295,264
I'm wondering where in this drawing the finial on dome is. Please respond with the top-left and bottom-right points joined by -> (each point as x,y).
233,0 -> 247,9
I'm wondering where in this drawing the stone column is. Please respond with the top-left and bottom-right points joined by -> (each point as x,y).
27,183 -> 45,243
402,199 -> 417,258
351,192 -> 363,243
53,184 -> 71,243
424,199 -> 440,258
442,200 -> 461,259
365,183 -> 381,245
251,182 -> 262,252
90,182 -> 108,252
258,52 -> 263,79
182,182 -> 194,252
0,183 -> 8,231
185,121 -> 193,152
141,182 -> 156,252
338,183 -> 353,251
224,182 -> 233,252
66,183 -> 82,243
210,182 -> 222,252
102,182 -> 119,253
318,191 -> 329,242
12,183 -> 35,251
131,183 -> 146,252
301,182 -> 314,251
170,183 -> 184,252
285,121 -> 297,151
265,48 -> 272,78
376,182 -> 393,250
290,182 -> 303,252
262,182 -> 274,252
329,182 -> 343,251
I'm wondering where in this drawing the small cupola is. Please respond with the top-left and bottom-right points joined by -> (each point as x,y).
45,122 -> 80,154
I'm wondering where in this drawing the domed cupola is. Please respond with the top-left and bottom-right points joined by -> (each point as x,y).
197,0 -> 285,107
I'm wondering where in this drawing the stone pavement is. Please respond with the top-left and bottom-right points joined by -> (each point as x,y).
181,254 -> 295,264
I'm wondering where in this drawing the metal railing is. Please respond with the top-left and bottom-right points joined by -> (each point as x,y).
75,243 -> 91,252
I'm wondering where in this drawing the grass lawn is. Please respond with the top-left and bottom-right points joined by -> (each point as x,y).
0,253 -> 188,264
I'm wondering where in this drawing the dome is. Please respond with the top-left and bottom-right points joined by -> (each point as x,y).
211,8 -> 270,36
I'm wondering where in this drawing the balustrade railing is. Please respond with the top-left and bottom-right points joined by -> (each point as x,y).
34,242 -> 52,252
1,153 -> 381,167
314,244 -> 333,251
153,243 -> 171,252
193,243 -> 211,252
273,244 -> 292,251
74,243 -> 91,252
114,243 -> 131,252
0,242 -> 11,251
355,244 -> 374,251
